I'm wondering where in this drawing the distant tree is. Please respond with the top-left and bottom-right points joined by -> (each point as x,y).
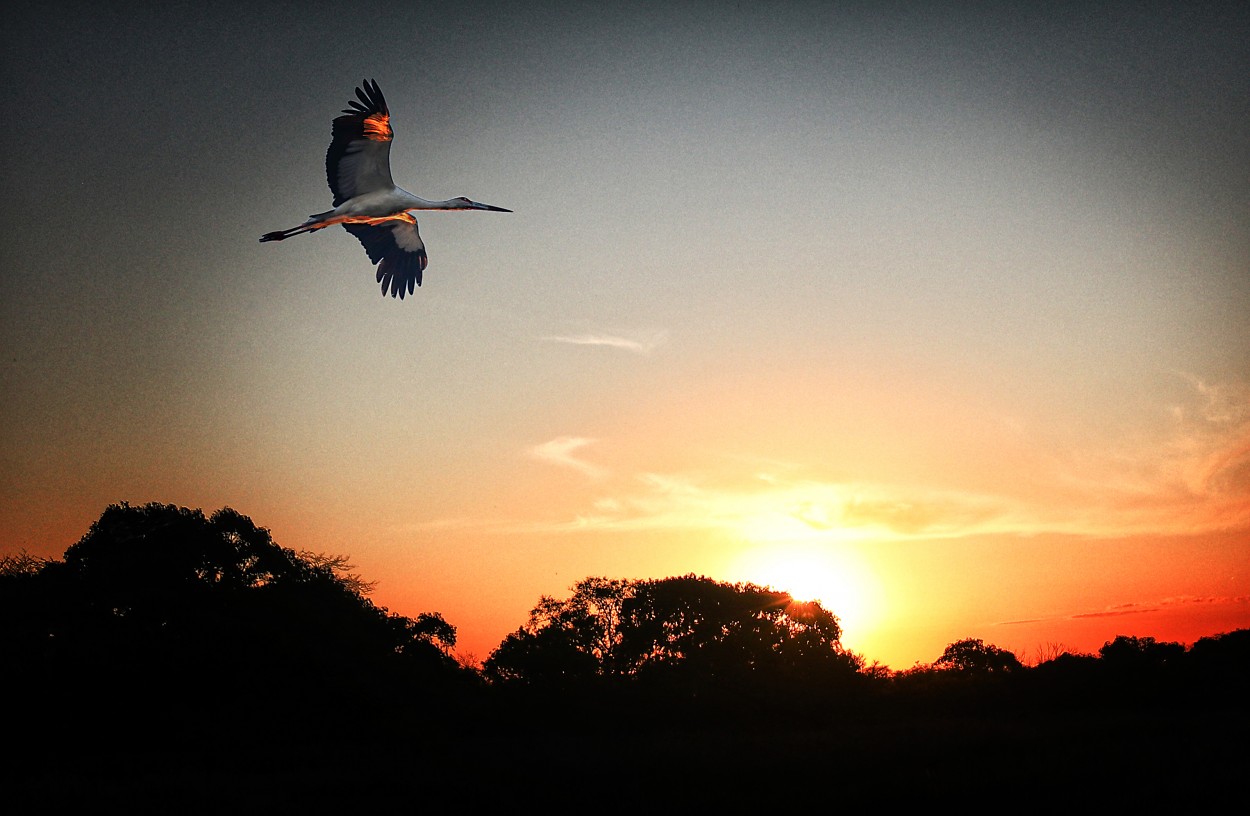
620,575 -> 857,683
1187,628 -> 1250,669
1029,641 -> 1074,665
482,577 -> 629,684
1185,629 -> 1250,698
1098,635 -> 1184,670
483,620 -> 603,685
933,638 -> 1023,674
484,574 -> 862,687
0,550 -> 46,577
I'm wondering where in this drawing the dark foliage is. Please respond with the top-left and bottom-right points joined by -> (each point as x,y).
1,503 -> 472,749
482,574 -> 864,700
933,637 -> 1024,674
3,505 -> 1248,809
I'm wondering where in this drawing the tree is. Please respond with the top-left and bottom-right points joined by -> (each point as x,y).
1098,635 -> 1184,669
1185,629 -> 1250,699
933,638 -> 1023,674
482,577 -> 629,684
0,550 -> 46,577
620,575 -> 856,683
2,503 -> 466,718
484,574 -> 862,687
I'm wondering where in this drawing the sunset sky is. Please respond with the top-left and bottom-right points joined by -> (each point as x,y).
2,2 -> 1247,669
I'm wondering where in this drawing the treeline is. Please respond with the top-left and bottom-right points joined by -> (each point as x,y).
4,503 -> 1247,712
3,503 -> 1247,806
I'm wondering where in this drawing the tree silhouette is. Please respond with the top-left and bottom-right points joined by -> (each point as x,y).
2,502 -> 468,740
482,577 -> 629,684
9,504 -> 1250,810
484,574 -> 862,689
1098,635 -> 1185,669
933,638 -> 1023,674
621,575 -> 857,683
1185,629 -> 1250,700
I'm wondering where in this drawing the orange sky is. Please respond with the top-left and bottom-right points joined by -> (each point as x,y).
2,4 -> 1248,670
216,368 -> 1249,669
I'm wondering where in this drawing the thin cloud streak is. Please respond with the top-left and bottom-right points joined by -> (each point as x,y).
544,329 -> 668,354
1001,595 -> 1250,627
528,436 -> 609,480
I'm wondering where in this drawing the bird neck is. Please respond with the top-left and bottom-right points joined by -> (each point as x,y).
396,188 -> 462,210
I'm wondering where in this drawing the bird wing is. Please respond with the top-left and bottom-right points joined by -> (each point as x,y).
343,219 -> 428,299
326,79 -> 396,206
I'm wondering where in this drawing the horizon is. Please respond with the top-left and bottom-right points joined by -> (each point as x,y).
2,2 -> 1248,673
16,499 -> 1249,672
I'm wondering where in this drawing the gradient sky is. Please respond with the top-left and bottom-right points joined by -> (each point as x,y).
3,1 -> 1248,668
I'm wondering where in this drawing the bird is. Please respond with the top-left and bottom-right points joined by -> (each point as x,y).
260,79 -> 510,299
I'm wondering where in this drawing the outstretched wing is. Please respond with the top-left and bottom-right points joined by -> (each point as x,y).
327,79 -> 395,206
343,219 -> 428,299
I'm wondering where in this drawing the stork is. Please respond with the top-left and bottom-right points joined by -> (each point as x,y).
260,79 -> 510,299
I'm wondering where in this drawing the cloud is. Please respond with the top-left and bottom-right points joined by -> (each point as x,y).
528,436 -> 608,480
544,329 -> 668,354
1071,603 -> 1161,619
1047,375 -> 1250,537
1172,376 -> 1250,499
998,595 -> 1249,628
1075,595 -> 1249,618
518,407 -> 1250,540
516,472 -> 1041,541
470,376 -> 1250,544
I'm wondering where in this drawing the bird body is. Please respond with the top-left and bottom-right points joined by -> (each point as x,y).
260,80 -> 509,298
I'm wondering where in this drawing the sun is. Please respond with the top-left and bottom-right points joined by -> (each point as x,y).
727,540 -> 883,642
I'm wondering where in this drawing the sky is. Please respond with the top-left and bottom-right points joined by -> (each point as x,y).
2,1 -> 1248,669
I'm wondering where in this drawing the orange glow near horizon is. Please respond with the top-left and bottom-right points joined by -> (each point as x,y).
726,540 -> 885,646
6,365 -> 1247,673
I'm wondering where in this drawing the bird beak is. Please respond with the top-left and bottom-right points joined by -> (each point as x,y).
471,201 -> 512,212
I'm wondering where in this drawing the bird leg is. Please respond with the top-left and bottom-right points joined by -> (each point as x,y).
259,209 -> 419,243
258,212 -> 335,242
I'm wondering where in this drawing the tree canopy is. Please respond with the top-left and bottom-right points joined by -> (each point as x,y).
933,638 -> 1024,675
483,574 -> 863,688
1,502 -> 467,727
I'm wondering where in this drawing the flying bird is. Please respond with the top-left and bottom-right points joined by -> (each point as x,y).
260,79 -> 510,299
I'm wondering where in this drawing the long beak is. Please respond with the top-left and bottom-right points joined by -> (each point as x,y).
470,201 -> 511,212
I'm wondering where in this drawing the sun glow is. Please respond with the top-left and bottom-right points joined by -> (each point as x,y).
727,535 -> 884,645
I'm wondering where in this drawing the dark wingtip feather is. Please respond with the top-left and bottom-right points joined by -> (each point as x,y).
373,244 -> 424,299
340,79 -> 387,118
368,79 -> 388,113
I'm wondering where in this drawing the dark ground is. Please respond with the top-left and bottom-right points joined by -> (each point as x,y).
9,697 -> 1245,812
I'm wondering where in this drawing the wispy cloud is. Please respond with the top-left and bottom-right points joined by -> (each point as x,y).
518,376 -> 1250,541
1070,595 -> 1250,619
528,436 -> 608,480
1171,375 -> 1250,499
544,329 -> 668,354
457,377 -> 1250,544
1047,375 -> 1250,536
1001,595 -> 1249,626
516,472 -> 1041,541
1071,602 -> 1162,619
